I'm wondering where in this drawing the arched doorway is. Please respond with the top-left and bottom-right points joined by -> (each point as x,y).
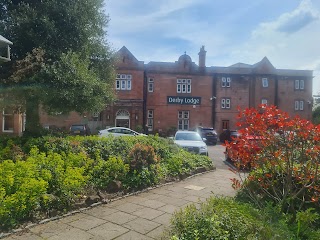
115,110 -> 130,128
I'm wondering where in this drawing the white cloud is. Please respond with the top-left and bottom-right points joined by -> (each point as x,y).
228,0 -> 320,93
254,0 -> 319,35
106,0 -> 320,93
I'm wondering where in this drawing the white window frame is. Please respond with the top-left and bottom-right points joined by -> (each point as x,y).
226,77 -> 231,87
116,80 -> 120,90
295,80 -> 305,90
262,78 -> 268,87
295,80 -> 299,90
222,77 -> 226,87
116,74 -> 132,90
299,100 -> 304,110
147,110 -> 154,131
299,80 -> 304,90
221,98 -> 231,109
295,100 -> 304,111
148,78 -> 154,92
2,109 -> 14,133
177,79 -> 191,93
178,110 -> 189,130
261,99 -> 268,105
92,112 -> 99,118
222,77 -> 231,87
127,80 -> 131,90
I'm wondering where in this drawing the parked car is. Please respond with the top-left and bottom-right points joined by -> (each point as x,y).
98,127 -> 146,137
174,130 -> 208,156
196,127 -> 218,145
69,124 -> 91,136
219,129 -> 240,143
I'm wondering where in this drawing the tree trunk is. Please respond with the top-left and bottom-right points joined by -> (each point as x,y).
24,95 -> 42,137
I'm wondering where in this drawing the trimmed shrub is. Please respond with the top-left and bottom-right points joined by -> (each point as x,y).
166,197 -> 295,240
90,156 -> 129,190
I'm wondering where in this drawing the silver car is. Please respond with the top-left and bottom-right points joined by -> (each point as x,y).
174,130 -> 208,156
98,127 -> 146,137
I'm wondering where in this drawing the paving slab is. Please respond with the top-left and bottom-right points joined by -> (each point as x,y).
66,214 -> 106,231
132,207 -> 165,220
123,217 -> 161,235
114,230 -> 154,240
87,222 -> 129,240
136,199 -> 167,209
101,211 -> 138,224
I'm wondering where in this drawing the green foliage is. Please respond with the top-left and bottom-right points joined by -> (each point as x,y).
167,197 -> 295,240
0,135 -> 214,230
128,143 -> 159,170
123,164 -> 162,190
312,105 -> 320,125
0,0 -> 115,136
0,160 -> 48,229
91,156 -> 129,189
26,147 -> 91,211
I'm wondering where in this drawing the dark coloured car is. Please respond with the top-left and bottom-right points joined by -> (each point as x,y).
196,127 -> 218,145
70,124 -> 91,136
219,129 -> 240,143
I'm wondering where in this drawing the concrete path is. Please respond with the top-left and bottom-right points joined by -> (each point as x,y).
2,145 -> 237,240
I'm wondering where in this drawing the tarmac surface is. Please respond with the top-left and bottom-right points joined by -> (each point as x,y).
2,144 -> 237,240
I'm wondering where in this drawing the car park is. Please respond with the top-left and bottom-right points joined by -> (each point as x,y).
98,127 -> 146,137
69,124 -> 91,136
196,127 -> 218,145
174,130 -> 208,156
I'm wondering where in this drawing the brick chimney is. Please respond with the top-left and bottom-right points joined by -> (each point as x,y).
198,46 -> 206,68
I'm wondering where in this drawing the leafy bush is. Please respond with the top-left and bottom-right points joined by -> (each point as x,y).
0,134 -> 214,231
167,197 -> 295,240
91,156 -> 129,189
26,147 -> 91,211
226,105 -> 320,216
0,160 -> 48,229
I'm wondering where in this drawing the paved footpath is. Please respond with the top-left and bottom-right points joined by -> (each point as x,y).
3,145 -> 237,240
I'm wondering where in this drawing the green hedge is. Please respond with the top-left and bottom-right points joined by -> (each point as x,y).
0,135 -> 213,230
166,197 -> 297,240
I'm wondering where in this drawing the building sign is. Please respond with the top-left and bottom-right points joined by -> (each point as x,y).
167,96 -> 201,105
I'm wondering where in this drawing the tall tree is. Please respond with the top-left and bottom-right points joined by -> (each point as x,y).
0,0 -> 115,136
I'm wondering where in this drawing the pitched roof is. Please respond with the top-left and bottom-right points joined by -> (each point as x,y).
0,35 -> 13,47
228,62 -> 252,68
116,46 -> 138,62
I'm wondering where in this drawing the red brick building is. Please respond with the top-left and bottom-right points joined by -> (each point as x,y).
101,46 -> 313,135
1,46 -> 313,136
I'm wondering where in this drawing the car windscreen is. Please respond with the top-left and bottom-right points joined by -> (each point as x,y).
175,132 -> 202,141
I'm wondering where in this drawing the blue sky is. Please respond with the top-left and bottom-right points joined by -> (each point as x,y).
104,0 -> 320,94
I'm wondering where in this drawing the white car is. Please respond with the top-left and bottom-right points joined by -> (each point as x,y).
98,127 -> 146,137
174,130 -> 208,156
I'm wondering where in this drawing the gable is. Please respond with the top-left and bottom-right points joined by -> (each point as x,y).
115,46 -> 143,69
252,57 -> 276,74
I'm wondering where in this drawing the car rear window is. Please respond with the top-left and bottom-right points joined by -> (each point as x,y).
71,125 -> 85,131
202,128 -> 216,133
